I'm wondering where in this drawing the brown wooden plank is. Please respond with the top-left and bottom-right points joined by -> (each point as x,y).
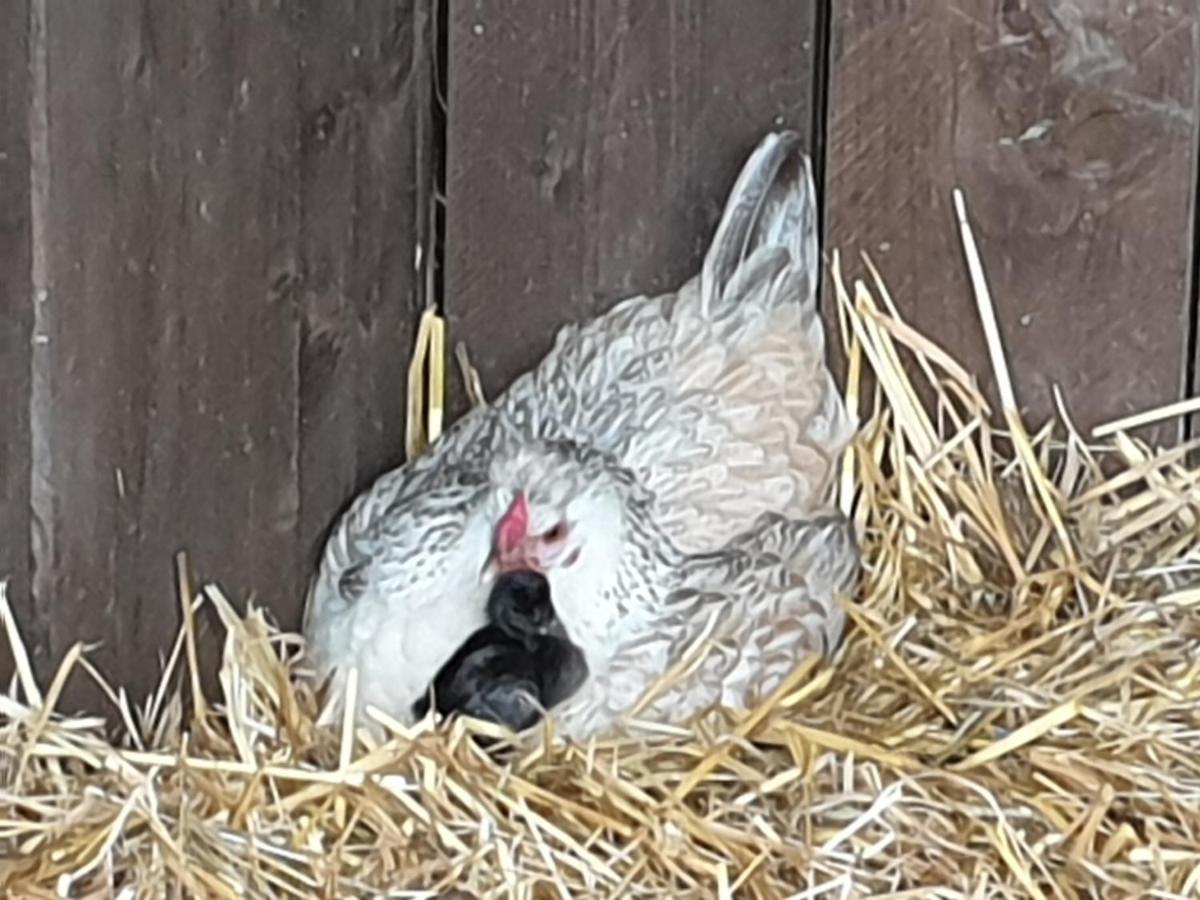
825,0 -> 1199,441
295,1 -> 433,583
31,1 -> 303,704
0,0 -> 34,682
446,0 -> 821,403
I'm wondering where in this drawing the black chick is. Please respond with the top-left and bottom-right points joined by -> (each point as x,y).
412,570 -> 588,731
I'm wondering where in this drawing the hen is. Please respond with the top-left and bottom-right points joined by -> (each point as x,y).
303,130 -> 856,733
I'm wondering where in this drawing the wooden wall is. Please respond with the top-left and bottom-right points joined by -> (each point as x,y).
1,0 -> 1197,705
445,1 -> 823,404
2,1 -> 433,700
825,1 -> 1199,440
0,0 -> 33,683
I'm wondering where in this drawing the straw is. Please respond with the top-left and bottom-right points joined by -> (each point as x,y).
3,244 -> 1199,897
1093,395 -> 1200,439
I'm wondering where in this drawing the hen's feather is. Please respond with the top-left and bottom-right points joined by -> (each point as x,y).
549,511 -> 858,738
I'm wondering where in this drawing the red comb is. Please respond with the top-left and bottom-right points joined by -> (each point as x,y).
496,492 -> 529,555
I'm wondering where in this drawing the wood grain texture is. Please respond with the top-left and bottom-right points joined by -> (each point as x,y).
2,0 -> 429,708
825,0 -> 1199,439
0,0 -> 33,681
446,0 -> 821,406
30,0 -> 303,702
295,1 -> 432,588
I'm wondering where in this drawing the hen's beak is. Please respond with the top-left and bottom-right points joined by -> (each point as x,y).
481,491 -> 534,578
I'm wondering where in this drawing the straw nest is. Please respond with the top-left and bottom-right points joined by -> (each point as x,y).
3,218 -> 1200,898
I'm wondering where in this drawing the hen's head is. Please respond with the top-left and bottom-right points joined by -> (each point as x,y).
485,441 -> 631,664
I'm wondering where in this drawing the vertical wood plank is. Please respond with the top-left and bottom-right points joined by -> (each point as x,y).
825,1 -> 1199,439
446,0 -> 821,402
295,1 -> 433,581
31,0 -> 303,701
0,0 -> 34,680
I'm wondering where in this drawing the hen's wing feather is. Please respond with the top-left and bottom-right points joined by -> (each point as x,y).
551,511 -> 858,738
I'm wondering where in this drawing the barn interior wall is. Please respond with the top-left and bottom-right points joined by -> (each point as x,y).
0,1 -> 1197,705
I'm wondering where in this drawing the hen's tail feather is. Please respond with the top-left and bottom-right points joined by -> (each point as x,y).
700,130 -> 818,317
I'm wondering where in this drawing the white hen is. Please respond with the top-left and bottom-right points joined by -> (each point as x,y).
303,131 -> 856,732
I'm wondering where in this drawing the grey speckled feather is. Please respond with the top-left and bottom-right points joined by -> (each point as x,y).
303,131 -> 858,733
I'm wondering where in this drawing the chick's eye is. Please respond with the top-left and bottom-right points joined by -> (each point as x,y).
541,522 -> 568,543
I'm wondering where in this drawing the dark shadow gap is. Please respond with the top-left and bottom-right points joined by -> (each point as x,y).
412,0 -> 449,414
1185,101 -> 1200,442
810,0 -> 834,308
431,0 -> 448,316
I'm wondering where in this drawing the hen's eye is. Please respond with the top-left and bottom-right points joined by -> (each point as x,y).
542,522 -> 567,543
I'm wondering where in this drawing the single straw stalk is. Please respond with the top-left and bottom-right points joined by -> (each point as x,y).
953,189 -> 1075,569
